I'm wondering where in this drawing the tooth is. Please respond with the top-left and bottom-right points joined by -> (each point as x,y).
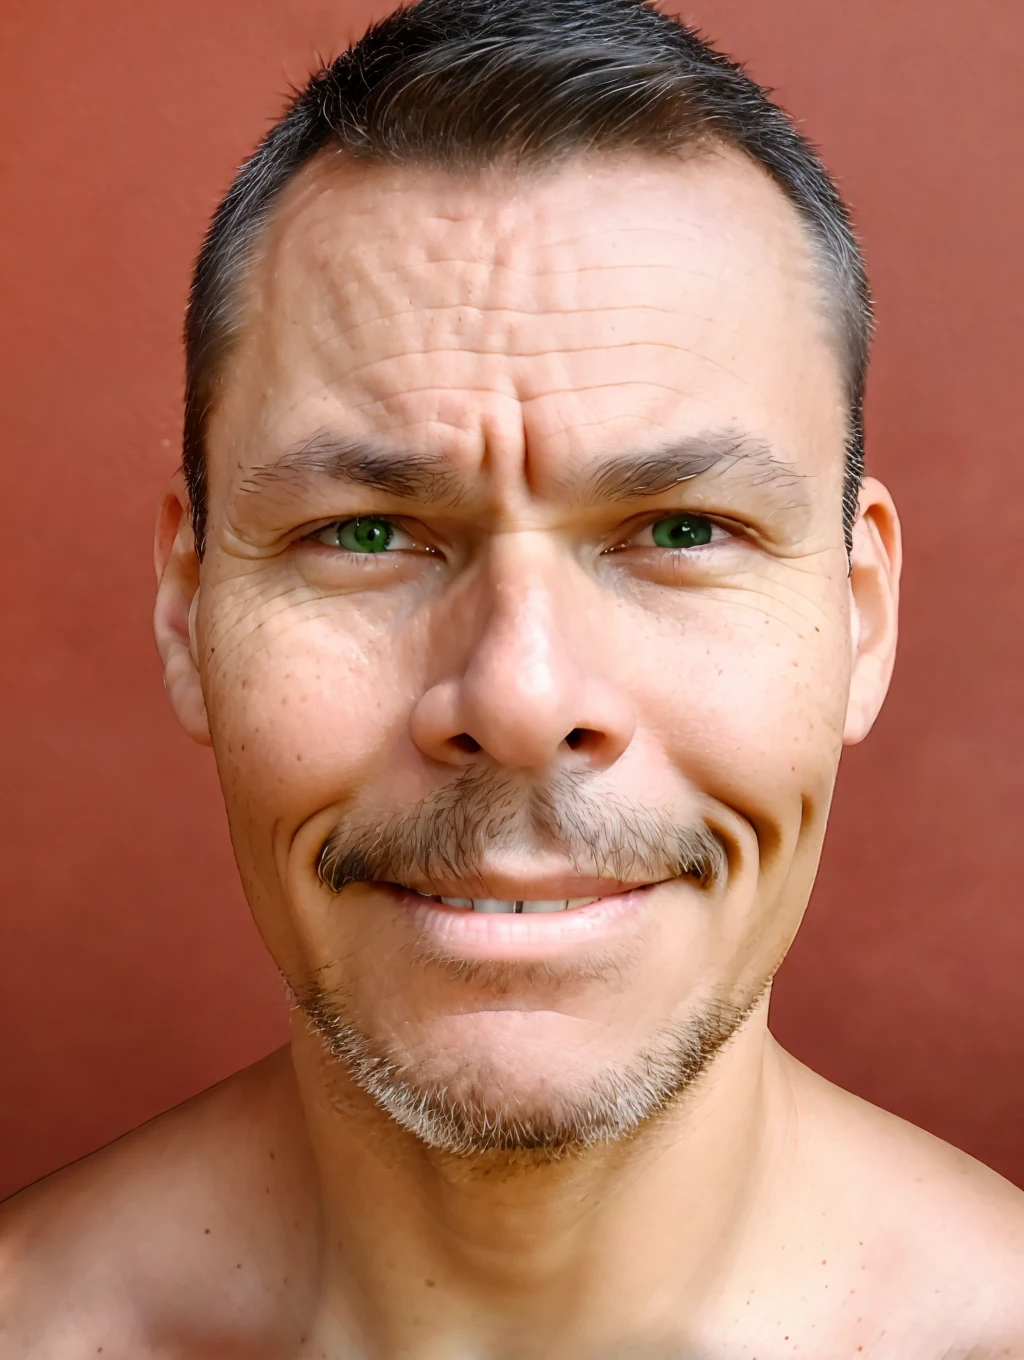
463,897 -> 603,913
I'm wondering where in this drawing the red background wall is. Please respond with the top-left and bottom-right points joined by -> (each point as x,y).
1,0 -> 1022,1200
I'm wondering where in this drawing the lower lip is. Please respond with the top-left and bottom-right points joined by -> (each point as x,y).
390,886 -> 657,960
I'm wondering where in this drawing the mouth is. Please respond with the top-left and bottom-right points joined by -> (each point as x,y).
381,880 -> 668,960
427,894 -> 604,914
388,872 -> 667,914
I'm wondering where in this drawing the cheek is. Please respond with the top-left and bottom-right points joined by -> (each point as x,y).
620,580 -> 852,815
200,590 -> 414,827
708,617 -> 847,772
609,587 -> 851,989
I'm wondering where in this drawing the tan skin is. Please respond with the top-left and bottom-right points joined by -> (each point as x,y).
2,151 -> 1022,1359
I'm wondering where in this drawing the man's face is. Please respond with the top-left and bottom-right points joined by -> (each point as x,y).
178,151 -> 888,1148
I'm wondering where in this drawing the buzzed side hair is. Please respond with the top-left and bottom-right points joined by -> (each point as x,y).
183,0 -> 871,557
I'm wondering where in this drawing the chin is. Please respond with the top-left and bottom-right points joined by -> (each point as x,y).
394,1008 -> 641,1100
297,981 -> 764,1158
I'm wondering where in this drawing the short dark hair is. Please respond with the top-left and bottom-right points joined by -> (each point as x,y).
183,0 -> 871,558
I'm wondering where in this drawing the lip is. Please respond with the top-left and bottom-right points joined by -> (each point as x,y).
385,882 -> 665,960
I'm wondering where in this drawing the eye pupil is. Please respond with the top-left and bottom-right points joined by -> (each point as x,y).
339,517 -> 394,552
650,514 -> 712,549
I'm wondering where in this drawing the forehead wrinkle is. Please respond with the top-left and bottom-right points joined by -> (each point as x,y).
246,152 -> 827,366
278,262 -> 761,365
263,159 -> 797,342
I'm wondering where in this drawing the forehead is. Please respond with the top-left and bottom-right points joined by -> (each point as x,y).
209,150 -> 846,495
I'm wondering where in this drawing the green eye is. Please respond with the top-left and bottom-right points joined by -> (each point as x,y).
335,517 -> 395,553
649,514 -> 714,549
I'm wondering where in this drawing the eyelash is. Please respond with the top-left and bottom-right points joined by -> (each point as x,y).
303,513 -> 734,557
304,517 -> 422,553
604,513 -> 734,557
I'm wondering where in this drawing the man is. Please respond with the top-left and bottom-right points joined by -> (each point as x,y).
2,0 -> 1022,1354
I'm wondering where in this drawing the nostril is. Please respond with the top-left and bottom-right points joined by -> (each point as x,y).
451,732 -> 481,754
563,728 -> 586,751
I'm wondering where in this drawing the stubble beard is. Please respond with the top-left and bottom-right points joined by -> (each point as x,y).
297,979 -> 767,1161
299,765 -> 758,1161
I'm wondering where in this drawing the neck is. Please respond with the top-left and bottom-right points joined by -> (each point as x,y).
286,998 -> 797,1357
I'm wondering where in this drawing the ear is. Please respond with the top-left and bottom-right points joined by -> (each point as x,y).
153,478 -> 211,745
843,475 -> 902,746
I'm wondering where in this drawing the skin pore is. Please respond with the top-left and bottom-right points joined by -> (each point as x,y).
6,148 -> 1022,1358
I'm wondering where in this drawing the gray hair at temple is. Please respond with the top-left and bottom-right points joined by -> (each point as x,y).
182,0 -> 872,559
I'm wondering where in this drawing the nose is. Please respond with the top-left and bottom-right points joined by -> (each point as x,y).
409,543 -> 635,773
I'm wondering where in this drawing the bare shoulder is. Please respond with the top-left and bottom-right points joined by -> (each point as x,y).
784,1050 -> 1024,1354
0,1047 -> 310,1358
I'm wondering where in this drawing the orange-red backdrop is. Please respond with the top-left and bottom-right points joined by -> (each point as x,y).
1,0 -> 1022,1199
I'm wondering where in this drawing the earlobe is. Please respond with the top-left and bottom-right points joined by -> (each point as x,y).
153,485 -> 211,746
842,477 -> 902,746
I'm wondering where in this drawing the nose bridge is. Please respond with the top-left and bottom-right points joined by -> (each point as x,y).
474,537 -> 568,693
448,532 -> 632,771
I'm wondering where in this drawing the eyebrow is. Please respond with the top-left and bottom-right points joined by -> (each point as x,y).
577,431 -> 806,503
239,430 -> 467,505
237,427 -> 806,509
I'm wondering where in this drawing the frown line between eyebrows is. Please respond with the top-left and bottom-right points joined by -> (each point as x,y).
234,426 -> 809,518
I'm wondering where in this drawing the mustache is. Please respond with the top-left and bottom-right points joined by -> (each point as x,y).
316,766 -> 727,894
